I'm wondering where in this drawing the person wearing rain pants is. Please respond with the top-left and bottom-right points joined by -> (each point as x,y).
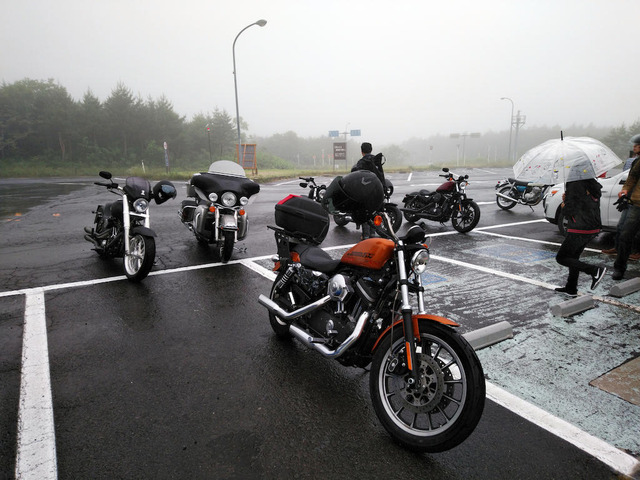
613,135 -> 640,280
555,178 -> 607,296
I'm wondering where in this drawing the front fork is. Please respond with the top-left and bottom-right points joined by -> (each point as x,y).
395,242 -> 422,387
122,196 -> 150,255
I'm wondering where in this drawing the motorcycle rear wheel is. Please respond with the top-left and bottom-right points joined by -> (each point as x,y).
451,201 -> 480,233
496,186 -> 517,210
403,198 -> 424,223
268,272 -> 293,338
123,234 -> 155,282
370,321 -> 485,452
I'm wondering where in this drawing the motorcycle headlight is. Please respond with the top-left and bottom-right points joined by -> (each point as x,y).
221,192 -> 237,207
411,249 -> 430,274
240,196 -> 249,206
133,198 -> 149,213
208,192 -> 218,202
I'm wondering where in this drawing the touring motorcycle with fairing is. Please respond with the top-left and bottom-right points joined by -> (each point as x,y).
84,171 -> 176,282
258,170 -> 485,452
179,160 -> 260,263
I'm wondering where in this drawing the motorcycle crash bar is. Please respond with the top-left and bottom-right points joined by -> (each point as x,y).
258,294 -> 370,359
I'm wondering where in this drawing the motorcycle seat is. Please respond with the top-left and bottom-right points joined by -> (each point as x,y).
508,178 -> 532,187
293,244 -> 341,273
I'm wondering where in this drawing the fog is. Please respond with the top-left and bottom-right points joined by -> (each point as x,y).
2,0 -> 639,145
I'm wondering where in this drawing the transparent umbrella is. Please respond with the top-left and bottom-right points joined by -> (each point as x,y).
513,136 -> 622,184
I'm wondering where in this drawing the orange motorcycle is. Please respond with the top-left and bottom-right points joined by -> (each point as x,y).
258,171 -> 485,452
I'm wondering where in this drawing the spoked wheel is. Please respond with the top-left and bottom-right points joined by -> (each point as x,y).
451,201 -> 480,233
370,321 -> 485,452
123,234 -> 155,282
496,186 -> 518,210
268,272 -> 293,338
218,230 -> 235,263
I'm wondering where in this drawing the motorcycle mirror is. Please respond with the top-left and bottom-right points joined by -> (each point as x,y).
99,171 -> 112,180
299,182 -> 307,188
442,167 -> 449,173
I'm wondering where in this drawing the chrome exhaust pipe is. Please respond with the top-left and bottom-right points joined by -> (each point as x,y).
258,294 -> 371,359
289,311 -> 370,359
258,294 -> 332,321
495,191 -> 524,204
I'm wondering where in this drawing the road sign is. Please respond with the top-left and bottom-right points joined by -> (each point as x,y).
329,130 -> 340,138
333,142 -> 347,161
350,129 -> 361,137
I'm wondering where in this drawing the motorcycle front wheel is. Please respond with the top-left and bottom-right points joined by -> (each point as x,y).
217,230 -> 235,263
451,201 -> 481,233
370,321 -> 485,452
382,204 -> 403,232
496,186 -> 518,210
123,234 -> 156,282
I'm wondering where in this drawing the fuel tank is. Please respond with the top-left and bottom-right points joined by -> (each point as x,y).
341,238 -> 395,270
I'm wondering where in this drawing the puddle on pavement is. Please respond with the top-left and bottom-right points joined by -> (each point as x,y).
0,181 -> 89,221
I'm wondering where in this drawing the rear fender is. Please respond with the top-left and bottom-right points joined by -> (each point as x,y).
371,314 -> 459,353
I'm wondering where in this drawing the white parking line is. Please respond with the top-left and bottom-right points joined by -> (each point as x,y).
486,383 -> 640,477
15,288 -> 57,480
6,219 -> 639,477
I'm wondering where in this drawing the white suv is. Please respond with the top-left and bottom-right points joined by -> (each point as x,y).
542,170 -> 629,235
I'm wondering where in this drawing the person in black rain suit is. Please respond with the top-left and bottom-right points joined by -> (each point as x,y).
350,142 -> 385,239
555,177 -> 607,296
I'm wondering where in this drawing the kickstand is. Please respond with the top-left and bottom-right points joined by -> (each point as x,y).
528,205 -> 534,212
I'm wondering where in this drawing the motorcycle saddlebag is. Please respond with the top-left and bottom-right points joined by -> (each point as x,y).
274,195 -> 329,244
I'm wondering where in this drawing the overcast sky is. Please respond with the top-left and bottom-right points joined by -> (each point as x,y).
2,0 -> 639,144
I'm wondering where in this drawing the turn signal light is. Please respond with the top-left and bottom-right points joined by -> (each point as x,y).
239,209 -> 246,216
373,215 -> 383,226
209,206 -> 216,213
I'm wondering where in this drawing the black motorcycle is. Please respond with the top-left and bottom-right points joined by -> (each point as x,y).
179,160 -> 260,263
333,178 -> 403,232
84,171 -> 176,282
298,176 -> 326,202
402,168 -> 480,233
495,177 -> 551,210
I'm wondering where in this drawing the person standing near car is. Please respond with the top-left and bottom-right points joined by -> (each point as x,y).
602,139 -> 640,259
555,178 -> 607,296
612,134 -> 640,280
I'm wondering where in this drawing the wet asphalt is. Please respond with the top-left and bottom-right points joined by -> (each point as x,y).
0,169 -> 638,479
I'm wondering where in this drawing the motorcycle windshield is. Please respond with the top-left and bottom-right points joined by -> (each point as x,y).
123,177 -> 152,200
191,161 -> 261,199
207,160 -> 247,177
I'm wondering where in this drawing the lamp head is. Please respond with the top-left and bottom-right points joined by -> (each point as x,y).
256,19 -> 267,27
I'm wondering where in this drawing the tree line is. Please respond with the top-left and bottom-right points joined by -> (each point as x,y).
1,78 -> 638,176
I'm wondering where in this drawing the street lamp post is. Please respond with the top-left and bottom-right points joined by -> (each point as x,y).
500,97 -> 514,163
232,19 -> 267,164
513,110 -> 526,162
